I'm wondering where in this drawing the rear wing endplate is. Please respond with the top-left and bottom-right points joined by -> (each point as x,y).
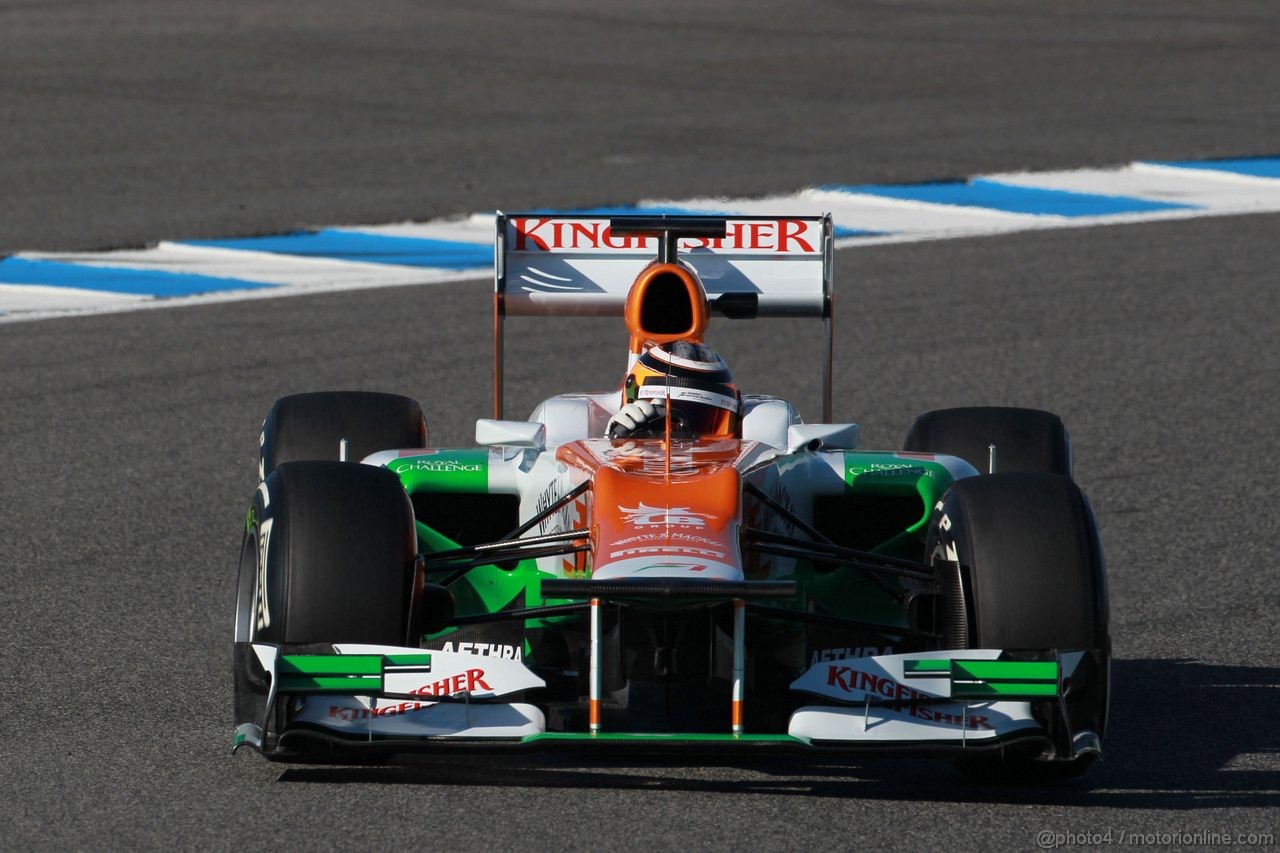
494,213 -> 835,421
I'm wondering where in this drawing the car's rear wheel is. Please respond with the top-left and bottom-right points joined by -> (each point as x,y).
259,391 -> 428,479
927,473 -> 1109,783
903,406 -> 1072,477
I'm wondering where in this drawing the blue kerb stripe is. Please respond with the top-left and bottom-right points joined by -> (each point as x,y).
824,179 -> 1195,217
183,229 -> 492,269
0,258 -> 273,297
832,226 -> 882,239
536,204 -> 880,239
1148,157 -> 1280,180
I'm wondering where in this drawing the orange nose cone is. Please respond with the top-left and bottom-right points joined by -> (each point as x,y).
624,261 -> 710,353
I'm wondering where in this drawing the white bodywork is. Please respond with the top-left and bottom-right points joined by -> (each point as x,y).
293,699 -> 545,739
499,216 -> 828,317
524,392 -> 805,451
787,649 -> 1040,744
255,643 -> 549,739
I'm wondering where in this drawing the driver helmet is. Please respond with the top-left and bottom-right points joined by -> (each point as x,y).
623,341 -> 740,438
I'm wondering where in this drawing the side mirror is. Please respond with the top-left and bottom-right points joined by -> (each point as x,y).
475,419 -> 546,450
786,423 -> 859,453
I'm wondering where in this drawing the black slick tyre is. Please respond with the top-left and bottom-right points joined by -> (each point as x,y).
927,473 -> 1109,783
236,460 -> 421,649
903,407 -> 1072,477
259,391 -> 428,479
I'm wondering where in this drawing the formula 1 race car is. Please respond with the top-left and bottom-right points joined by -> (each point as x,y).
232,214 -> 1110,782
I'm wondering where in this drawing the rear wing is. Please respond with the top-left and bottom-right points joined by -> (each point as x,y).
494,213 -> 835,420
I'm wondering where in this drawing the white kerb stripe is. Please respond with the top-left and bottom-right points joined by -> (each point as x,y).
985,164 -> 1280,212
21,242 -> 457,289
0,284 -> 148,314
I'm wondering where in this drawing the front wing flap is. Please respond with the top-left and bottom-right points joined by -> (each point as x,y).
233,642 -> 547,754
786,648 -> 1101,759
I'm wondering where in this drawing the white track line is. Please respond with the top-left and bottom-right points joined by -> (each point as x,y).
20,241 -> 463,289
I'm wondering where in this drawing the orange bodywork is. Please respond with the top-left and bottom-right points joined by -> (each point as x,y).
557,439 -> 744,578
624,261 -> 710,354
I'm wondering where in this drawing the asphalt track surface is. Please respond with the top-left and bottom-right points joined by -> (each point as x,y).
2,1 -> 1278,849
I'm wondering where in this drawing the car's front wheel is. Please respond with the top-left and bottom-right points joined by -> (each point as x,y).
926,472 -> 1109,783
235,460 -> 422,648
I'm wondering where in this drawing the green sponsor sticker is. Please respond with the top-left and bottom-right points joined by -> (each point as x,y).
842,452 -> 951,487
391,449 -> 489,492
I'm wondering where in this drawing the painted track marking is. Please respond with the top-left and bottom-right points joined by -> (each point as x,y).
3,156 -> 1278,322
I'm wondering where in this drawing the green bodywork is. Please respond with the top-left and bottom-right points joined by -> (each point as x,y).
276,653 -> 434,693
393,451 -> 559,651
839,452 -> 954,556
388,450 -> 489,492
769,451 -> 955,629
904,658 -> 1062,700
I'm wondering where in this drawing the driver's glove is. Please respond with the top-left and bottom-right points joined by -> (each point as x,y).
607,400 -> 666,439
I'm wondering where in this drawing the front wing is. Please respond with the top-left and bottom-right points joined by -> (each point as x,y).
233,643 -> 1102,761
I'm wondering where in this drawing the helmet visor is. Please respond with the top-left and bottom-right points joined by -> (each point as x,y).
667,399 -> 737,438
636,384 -> 738,438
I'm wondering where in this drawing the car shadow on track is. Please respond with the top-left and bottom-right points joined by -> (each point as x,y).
274,659 -> 1279,808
